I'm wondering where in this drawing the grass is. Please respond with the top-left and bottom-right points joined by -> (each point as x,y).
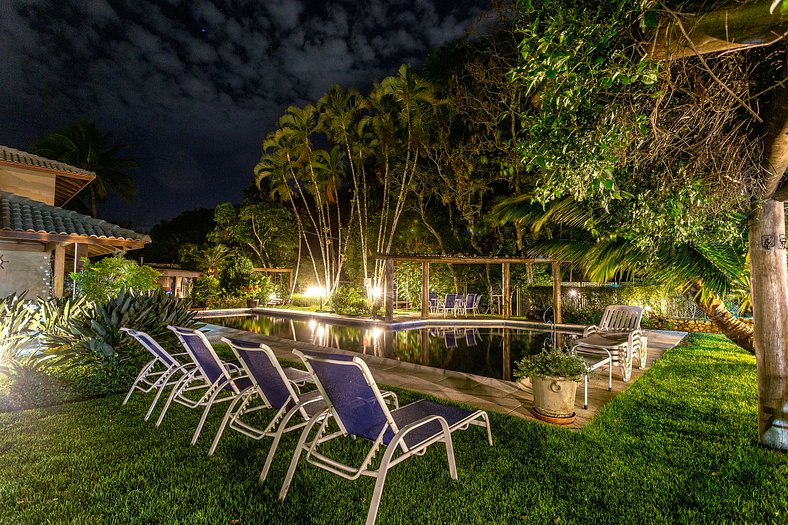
0,334 -> 786,524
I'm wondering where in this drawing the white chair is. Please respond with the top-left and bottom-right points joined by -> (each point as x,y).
572,305 -> 644,386
120,328 -> 197,421
280,349 -> 493,525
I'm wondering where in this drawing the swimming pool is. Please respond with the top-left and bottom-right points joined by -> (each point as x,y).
203,314 -> 579,382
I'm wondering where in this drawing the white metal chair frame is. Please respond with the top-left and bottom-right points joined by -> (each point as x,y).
120,327 -> 197,421
156,326 -> 251,445
207,338 -> 322,480
572,306 -> 645,393
280,349 -> 493,525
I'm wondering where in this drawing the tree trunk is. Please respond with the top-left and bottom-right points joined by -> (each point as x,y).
749,200 -> 788,450
649,0 -> 787,60
688,281 -> 754,352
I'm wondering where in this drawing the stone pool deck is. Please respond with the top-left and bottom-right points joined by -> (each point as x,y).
198,321 -> 686,429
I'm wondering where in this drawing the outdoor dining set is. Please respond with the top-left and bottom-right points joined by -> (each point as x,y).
428,292 -> 483,317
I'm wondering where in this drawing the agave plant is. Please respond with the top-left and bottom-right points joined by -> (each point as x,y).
43,287 -> 197,369
0,292 -> 36,373
33,295 -> 91,338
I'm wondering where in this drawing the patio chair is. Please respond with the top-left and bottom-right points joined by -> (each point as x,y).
280,349 -> 493,525
120,327 -> 197,421
458,293 -> 476,317
470,293 -> 482,316
572,305 -> 644,385
439,293 -> 459,317
156,326 -> 260,445
428,293 -> 438,314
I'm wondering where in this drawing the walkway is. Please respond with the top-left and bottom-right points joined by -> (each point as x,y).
198,321 -> 685,429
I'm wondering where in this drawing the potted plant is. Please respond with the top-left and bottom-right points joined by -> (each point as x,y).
514,349 -> 589,424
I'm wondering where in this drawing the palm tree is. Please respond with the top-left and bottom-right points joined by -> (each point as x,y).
32,121 -> 137,217
492,194 -> 755,352
367,65 -> 441,284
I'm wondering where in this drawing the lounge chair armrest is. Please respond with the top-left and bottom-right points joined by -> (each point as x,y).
583,325 -> 599,337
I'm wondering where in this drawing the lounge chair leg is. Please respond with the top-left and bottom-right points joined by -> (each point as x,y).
123,360 -> 154,405
156,373 -> 192,427
608,365 -> 612,391
192,388 -> 224,446
209,393 -> 247,456
279,413 -> 325,501
366,461 -> 392,525
584,374 -> 588,410
260,406 -> 299,484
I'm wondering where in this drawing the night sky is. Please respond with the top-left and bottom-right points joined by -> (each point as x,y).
0,0 -> 489,231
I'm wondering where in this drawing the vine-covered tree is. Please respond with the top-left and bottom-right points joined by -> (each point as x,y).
494,0 -> 787,448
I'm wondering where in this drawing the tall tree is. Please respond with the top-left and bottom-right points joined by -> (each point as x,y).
32,120 -> 137,217
256,105 -> 353,296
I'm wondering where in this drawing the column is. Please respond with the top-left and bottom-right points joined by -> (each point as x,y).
421,261 -> 430,319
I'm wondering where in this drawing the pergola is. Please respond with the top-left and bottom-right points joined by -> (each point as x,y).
377,254 -> 564,323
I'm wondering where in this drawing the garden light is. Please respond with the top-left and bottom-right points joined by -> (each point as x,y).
305,286 -> 327,311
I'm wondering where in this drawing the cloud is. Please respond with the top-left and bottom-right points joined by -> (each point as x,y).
0,0 -> 489,228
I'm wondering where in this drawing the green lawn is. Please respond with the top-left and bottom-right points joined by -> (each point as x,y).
0,334 -> 786,524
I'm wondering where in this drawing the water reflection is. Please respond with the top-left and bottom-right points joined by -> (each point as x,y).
204,315 -> 578,381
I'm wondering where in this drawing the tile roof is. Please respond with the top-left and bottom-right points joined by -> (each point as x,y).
0,192 -> 150,244
0,145 -> 95,178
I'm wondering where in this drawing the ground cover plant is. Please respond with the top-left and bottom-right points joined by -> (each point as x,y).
0,334 -> 785,524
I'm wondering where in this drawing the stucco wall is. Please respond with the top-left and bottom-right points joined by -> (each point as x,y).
0,251 -> 51,299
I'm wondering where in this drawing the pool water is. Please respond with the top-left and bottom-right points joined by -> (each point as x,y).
204,314 -> 579,382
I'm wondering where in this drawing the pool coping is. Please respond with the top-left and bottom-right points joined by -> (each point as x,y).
195,306 -> 586,333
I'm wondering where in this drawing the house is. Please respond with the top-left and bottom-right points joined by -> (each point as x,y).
0,145 -> 150,298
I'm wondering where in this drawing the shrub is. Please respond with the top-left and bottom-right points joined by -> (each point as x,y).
328,285 -> 370,316
220,256 -> 255,293
0,292 -> 35,371
191,274 -> 221,307
290,293 -> 322,308
43,287 -> 196,369
70,254 -> 160,302
239,274 -> 273,300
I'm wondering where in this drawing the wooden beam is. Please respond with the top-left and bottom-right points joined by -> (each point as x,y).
649,0 -> 787,60
377,254 -> 553,264
502,262 -> 511,319
421,261 -> 430,319
53,243 -> 65,298
384,258 -> 394,322
552,261 -> 562,324
0,230 -> 147,249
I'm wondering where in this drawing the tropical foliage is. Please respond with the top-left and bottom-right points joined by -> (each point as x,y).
70,254 -> 161,302
42,288 -> 196,368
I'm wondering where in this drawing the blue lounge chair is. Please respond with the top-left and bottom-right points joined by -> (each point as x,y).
280,349 -> 493,525
120,327 -> 197,421
156,326 -> 256,445
208,338 -> 321,480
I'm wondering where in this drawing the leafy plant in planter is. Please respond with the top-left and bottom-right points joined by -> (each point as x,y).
515,349 -> 590,421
